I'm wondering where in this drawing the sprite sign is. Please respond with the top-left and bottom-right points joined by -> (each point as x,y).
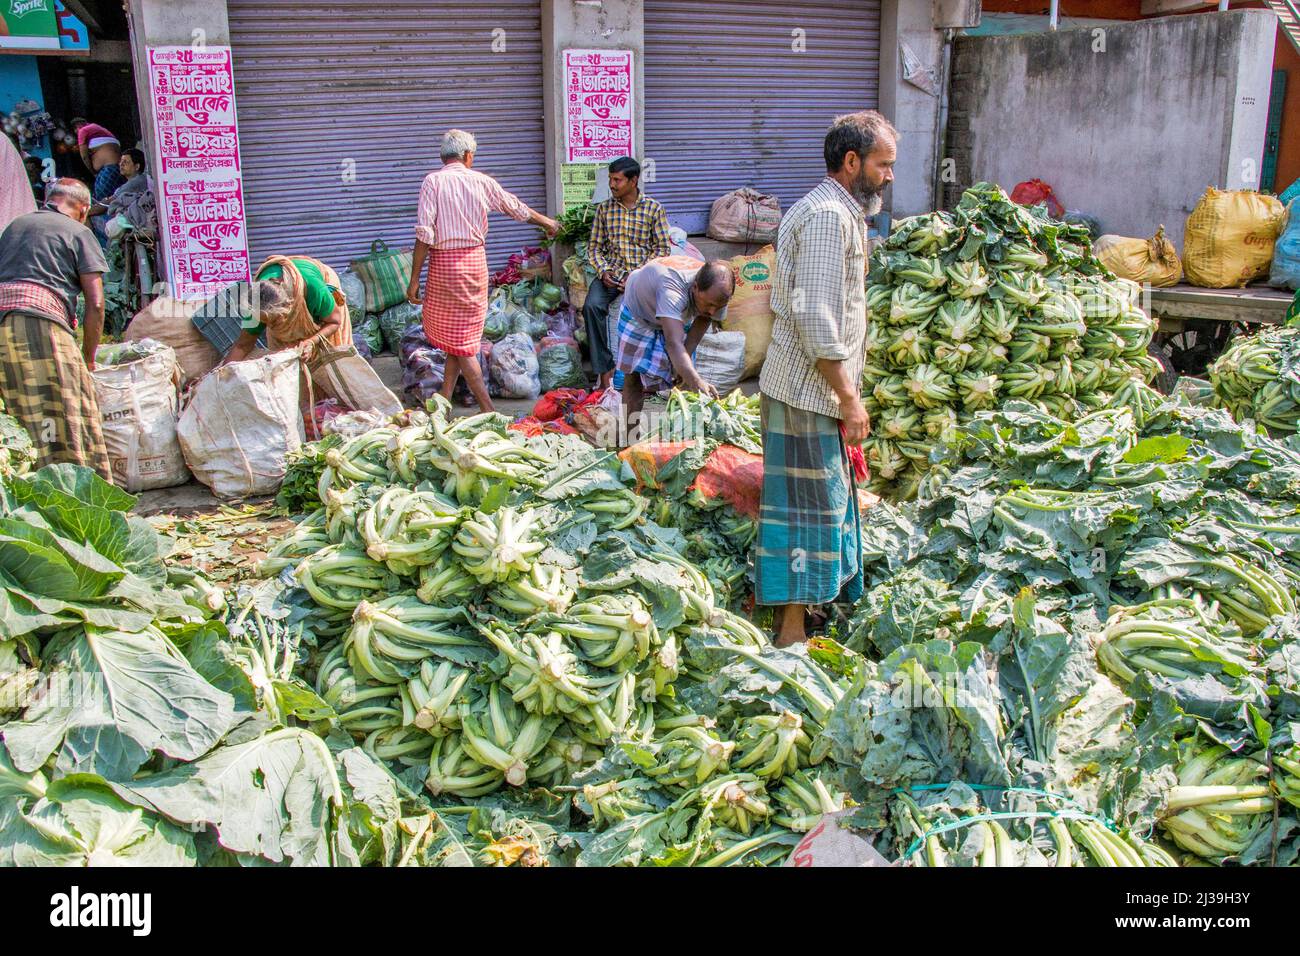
1,0 -> 59,51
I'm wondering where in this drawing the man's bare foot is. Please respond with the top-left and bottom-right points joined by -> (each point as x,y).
773,604 -> 807,647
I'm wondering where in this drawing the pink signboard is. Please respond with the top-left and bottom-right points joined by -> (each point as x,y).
563,48 -> 634,163
147,46 -> 251,300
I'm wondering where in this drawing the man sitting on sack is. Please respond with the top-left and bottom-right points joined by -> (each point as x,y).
222,256 -> 353,365
616,255 -> 734,428
585,156 -> 673,390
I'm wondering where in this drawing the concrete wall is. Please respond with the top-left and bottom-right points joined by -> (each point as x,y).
879,0 -> 949,219
541,0 -> 644,217
943,10 -> 1277,248
126,0 -> 232,160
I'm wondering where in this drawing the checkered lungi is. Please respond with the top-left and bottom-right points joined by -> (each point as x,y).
422,245 -> 488,357
0,309 -> 111,480
754,395 -> 862,607
615,305 -> 685,392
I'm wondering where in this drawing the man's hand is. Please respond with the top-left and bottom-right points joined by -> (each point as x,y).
685,373 -> 719,399
540,216 -> 560,238
406,278 -> 422,305
841,397 -> 870,446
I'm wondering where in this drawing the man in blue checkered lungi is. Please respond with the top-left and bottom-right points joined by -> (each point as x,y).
756,111 -> 898,647
614,256 -> 735,429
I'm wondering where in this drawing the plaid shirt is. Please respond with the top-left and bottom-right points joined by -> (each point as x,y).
759,177 -> 868,420
588,193 -> 672,283
0,280 -> 74,329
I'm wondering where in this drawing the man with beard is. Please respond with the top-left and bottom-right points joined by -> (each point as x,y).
756,110 -> 896,647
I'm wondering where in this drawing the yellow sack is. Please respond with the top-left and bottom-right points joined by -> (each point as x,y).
1182,187 -> 1285,288
722,245 -> 776,379
1093,227 -> 1183,287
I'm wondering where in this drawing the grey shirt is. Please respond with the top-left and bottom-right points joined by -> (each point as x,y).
0,209 -> 108,326
623,258 -> 729,331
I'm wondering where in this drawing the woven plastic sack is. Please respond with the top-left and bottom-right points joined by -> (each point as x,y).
92,340 -> 189,491
618,440 -> 698,492
350,239 -> 414,313
176,350 -> 303,499
125,295 -> 220,387
707,187 -> 782,243
618,440 -> 763,519
722,246 -> 776,378
1094,226 -> 1183,288
692,329 -> 747,394
1183,187 -> 1285,288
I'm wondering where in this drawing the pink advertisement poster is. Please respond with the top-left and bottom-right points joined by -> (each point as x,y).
563,49 -> 634,163
147,46 -> 251,300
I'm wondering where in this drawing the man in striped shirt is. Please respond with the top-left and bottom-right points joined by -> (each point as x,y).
585,157 -> 672,389
755,111 -> 897,647
406,129 -> 558,411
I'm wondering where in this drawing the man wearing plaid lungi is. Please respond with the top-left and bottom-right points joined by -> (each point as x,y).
615,256 -> 735,430
756,112 -> 898,646
0,178 -> 111,479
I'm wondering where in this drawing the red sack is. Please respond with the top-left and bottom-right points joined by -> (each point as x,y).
532,387 -> 590,422
509,415 -> 578,437
1010,179 -> 1065,219
690,445 -> 765,519
618,441 -> 699,491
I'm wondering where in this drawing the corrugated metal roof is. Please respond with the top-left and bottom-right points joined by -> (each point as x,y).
226,0 -> 548,274
643,0 -> 883,235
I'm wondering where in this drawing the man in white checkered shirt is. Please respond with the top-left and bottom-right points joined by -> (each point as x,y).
756,111 -> 898,647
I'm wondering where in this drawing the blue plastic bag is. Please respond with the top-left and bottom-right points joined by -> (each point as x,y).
1280,178 -> 1300,209
1271,200 -> 1300,291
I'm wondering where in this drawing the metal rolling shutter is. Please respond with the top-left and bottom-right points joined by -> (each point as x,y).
226,0 -> 546,272
643,0 -> 882,235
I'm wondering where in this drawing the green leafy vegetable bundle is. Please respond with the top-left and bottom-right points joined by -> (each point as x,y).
245,395 -> 866,865
863,182 -> 1160,500
831,389 -> 1300,865
1209,326 -> 1300,437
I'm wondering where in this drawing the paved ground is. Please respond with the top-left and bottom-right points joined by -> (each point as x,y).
133,353 -> 758,516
